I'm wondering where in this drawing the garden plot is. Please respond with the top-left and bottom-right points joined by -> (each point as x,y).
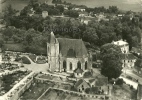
0,70 -> 30,96
20,81 -> 54,100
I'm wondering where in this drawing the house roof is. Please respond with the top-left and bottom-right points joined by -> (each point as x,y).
74,68 -> 84,73
137,84 -> 142,98
120,53 -> 137,60
112,39 -> 128,46
74,79 -> 89,88
57,38 -> 88,57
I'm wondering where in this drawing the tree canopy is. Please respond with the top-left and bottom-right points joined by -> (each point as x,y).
100,43 -> 122,79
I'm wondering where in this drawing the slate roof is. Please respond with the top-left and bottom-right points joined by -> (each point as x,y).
120,53 -> 137,60
74,79 -> 89,88
57,38 -> 88,57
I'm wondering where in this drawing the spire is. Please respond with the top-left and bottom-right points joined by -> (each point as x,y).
48,31 -> 56,43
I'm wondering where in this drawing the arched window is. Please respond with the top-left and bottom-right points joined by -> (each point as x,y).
77,61 -> 81,69
63,60 -> 66,72
85,61 -> 87,70
70,63 -> 72,70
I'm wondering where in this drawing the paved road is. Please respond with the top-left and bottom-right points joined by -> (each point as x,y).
20,55 -> 49,72
125,70 -> 142,84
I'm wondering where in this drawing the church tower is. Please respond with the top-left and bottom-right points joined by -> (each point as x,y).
47,32 -> 59,72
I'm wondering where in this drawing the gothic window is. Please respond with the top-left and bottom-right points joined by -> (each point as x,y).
85,61 -> 87,70
63,60 -> 67,72
70,63 -> 72,70
77,61 -> 81,69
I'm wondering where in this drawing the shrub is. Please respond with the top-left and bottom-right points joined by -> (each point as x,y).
115,78 -> 124,85
130,85 -> 133,89
21,56 -> 31,64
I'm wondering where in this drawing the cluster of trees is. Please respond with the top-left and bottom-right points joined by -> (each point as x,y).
2,2 -> 142,50
1,27 -> 48,55
86,6 -> 119,14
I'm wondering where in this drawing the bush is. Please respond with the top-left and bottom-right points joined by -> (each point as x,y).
115,78 -> 124,85
21,56 -> 31,64
130,85 -> 133,89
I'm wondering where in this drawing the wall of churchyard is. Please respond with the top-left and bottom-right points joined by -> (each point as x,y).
0,72 -> 36,100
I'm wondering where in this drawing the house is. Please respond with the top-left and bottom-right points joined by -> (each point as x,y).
121,53 -> 137,68
28,8 -> 35,17
74,79 -> 90,92
42,11 -> 48,18
89,76 -> 108,94
112,39 -> 129,53
80,8 -> 85,12
47,32 -> 92,73
137,84 -> 142,100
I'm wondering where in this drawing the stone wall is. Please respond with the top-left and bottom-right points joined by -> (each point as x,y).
0,72 -> 36,100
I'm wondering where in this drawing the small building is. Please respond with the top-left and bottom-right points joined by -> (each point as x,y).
137,84 -> 142,100
80,8 -> 85,12
74,67 -> 84,78
74,79 -> 90,92
121,53 -> 137,68
112,39 -> 129,53
42,11 -> 48,18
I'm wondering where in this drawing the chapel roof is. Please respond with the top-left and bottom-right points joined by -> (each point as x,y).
57,38 -> 88,57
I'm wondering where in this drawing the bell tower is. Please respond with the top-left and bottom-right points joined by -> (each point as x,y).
47,32 -> 59,72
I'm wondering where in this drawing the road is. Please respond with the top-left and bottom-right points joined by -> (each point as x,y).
126,70 -> 142,84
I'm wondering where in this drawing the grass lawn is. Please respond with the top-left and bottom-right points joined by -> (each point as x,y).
29,54 -> 36,62
3,43 -> 24,52
21,56 -> 31,64
20,82 -> 55,100
40,89 -> 96,100
112,84 -> 137,100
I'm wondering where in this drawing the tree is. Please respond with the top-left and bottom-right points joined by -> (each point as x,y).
3,4 -> 18,26
100,43 -> 122,79
135,59 -> 142,68
56,5 -> 64,13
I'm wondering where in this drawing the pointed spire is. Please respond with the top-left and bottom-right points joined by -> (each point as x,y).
48,31 -> 56,43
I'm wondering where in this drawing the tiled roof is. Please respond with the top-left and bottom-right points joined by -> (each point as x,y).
57,38 -> 88,57
74,79 -> 84,88
120,53 -> 137,60
75,79 -> 89,88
